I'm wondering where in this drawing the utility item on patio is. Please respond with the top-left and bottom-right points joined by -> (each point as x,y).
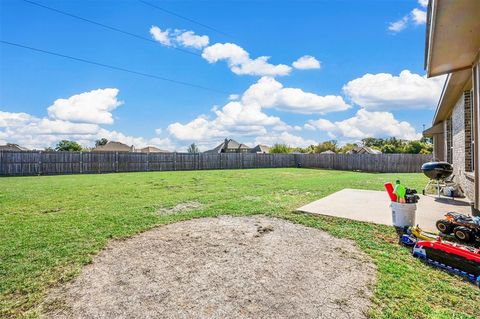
384,182 -> 397,202
436,212 -> 480,243
393,180 -> 407,203
405,188 -> 420,204
401,226 -> 439,246
412,239 -> 480,286
386,180 -> 419,228
421,161 -> 456,198
390,202 -> 416,228
385,181 -> 419,204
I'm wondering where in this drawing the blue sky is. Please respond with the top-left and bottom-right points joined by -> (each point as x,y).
0,0 -> 445,151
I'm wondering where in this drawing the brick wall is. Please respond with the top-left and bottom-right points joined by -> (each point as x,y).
464,91 -> 473,172
451,92 -> 475,201
446,118 -> 453,163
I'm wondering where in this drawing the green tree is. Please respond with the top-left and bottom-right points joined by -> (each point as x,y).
44,146 -> 54,152
381,144 -> 397,154
301,144 -> 316,154
314,140 -> 338,153
361,137 -> 384,148
404,140 -> 433,154
187,143 -> 199,153
420,143 -> 433,154
270,144 -> 291,153
55,140 -> 82,152
405,140 -> 423,154
338,143 -> 358,154
95,138 -> 108,147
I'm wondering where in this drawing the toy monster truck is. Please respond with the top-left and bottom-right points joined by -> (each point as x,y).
436,212 -> 480,243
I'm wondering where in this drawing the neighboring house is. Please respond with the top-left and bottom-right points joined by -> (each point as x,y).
251,144 -> 271,154
347,146 -> 382,155
92,141 -> 135,152
320,150 -> 336,154
423,0 -> 479,211
0,143 -> 29,151
205,138 -> 251,154
138,146 -> 170,153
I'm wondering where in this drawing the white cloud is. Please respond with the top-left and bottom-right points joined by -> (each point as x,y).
388,16 -> 409,32
254,132 -> 317,148
1,89 -> 174,150
304,118 -> 336,131
0,111 -> 175,150
388,2 -> 427,32
166,76 -> 348,147
149,26 -> 172,46
418,0 -> 428,8
47,88 -> 122,124
305,109 -> 421,141
243,76 -> 350,114
150,26 -> 210,50
149,26 -> 293,76
411,8 -> 427,25
167,101 -> 282,142
292,55 -> 321,70
202,43 -> 292,76
342,70 -> 445,110
228,94 -> 240,101
0,111 -> 35,127
175,30 -> 209,49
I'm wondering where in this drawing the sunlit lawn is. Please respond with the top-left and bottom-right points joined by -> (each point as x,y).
1,168 -> 479,318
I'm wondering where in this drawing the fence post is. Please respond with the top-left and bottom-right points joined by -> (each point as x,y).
79,151 -> 83,174
115,152 -> 119,173
38,151 -> 42,175
146,153 -> 149,171
173,152 -> 177,171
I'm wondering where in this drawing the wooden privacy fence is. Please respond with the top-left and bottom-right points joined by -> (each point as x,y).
298,153 -> 432,173
0,151 -> 432,176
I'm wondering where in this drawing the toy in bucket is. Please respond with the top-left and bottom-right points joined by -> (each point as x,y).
385,180 -> 419,228
394,180 -> 407,203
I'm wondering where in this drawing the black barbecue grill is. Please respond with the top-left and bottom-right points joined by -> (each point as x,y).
421,161 -> 453,180
421,161 -> 454,197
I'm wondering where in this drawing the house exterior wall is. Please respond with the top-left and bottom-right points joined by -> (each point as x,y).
474,61 -> 480,210
432,132 -> 445,161
451,93 -> 475,201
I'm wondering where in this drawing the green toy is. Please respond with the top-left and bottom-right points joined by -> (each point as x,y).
394,180 -> 406,203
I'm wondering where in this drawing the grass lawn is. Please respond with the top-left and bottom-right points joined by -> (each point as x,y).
1,168 -> 479,318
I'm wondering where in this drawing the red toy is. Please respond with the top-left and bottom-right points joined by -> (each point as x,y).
413,238 -> 480,285
384,182 -> 397,202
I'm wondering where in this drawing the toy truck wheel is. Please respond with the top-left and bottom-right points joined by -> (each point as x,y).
436,220 -> 454,234
453,227 -> 474,242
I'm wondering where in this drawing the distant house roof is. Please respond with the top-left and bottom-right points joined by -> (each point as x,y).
0,143 -> 29,151
320,150 -> 336,154
350,146 -> 382,154
92,141 -> 134,152
138,146 -> 170,153
205,138 -> 251,153
251,144 -> 270,153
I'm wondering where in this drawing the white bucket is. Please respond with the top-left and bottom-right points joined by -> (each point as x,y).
390,202 -> 416,227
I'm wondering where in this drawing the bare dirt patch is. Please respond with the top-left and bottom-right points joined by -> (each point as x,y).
156,201 -> 202,215
43,216 -> 376,319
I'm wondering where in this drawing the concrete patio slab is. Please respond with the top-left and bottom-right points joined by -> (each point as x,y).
297,188 -> 472,232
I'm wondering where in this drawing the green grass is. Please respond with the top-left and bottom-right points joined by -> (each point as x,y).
1,168 -> 479,318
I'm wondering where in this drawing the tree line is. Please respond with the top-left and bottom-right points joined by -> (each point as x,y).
41,137 -> 432,154
269,137 -> 433,154
43,138 -> 108,152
